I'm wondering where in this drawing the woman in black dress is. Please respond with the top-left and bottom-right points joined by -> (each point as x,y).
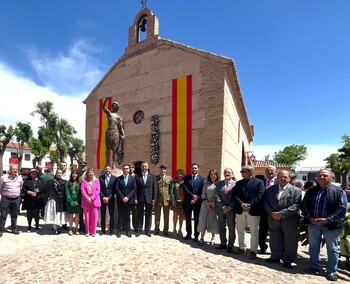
21,168 -> 44,231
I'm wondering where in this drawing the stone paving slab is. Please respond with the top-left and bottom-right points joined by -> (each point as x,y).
0,212 -> 349,284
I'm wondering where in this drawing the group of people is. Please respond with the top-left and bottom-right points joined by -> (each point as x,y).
0,162 -> 348,282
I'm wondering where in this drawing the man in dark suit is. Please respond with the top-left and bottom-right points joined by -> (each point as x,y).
259,165 -> 277,254
215,168 -> 236,253
135,162 -> 157,237
116,164 -> 136,238
264,170 -> 301,269
99,164 -> 118,235
183,163 -> 205,242
233,165 -> 265,260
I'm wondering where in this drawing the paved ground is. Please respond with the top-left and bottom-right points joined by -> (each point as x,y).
0,211 -> 349,284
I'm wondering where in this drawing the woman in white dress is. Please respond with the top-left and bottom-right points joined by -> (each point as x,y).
197,169 -> 219,245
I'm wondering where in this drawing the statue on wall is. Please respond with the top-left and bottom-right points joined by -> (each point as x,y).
102,97 -> 125,168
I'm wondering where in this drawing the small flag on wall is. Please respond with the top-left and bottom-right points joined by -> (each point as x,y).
172,75 -> 192,177
96,97 -> 112,169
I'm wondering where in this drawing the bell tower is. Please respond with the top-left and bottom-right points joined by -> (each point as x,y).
125,7 -> 160,56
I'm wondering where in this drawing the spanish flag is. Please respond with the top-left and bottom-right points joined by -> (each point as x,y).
96,97 -> 112,169
172,75 -> 192,177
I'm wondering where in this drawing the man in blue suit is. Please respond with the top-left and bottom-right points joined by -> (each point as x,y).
116,164 -> 136,238
183,163 -> 205,242
99,164 -> 118,235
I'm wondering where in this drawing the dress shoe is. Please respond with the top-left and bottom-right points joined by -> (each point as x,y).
283,262 -> 292,269
126,231 -> 131,238
326,273 -> 338,281
0,232 -> 3,237
99,231 -> 105,236
258,248 -> 268,254
249,252 -> 257,260
109,231 -> 114,235
145,231 -> 151,237
154,229 -> 160,235
235,248 -> 245,255
135,232 -> 141,237
163,231 -> 169,237
199,239 -> 204,246
12,229 -> 20,235
183,235 -> 191,240
116,231 -> 121,238
227,247 -> 234,254
215,244 -> 227,250
193,237 -> 198,242
265,258 -> 279,264
304,267 -> 320,274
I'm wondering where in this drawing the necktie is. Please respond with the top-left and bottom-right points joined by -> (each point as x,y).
192,175 -> 196,193
143,173 -> 147,184
105,175 -> 109,187
124,175 -> 128,186
268,179 -> 273,187
225,180 -> 230,193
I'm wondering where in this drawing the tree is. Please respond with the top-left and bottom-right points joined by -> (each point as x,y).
273,144 -> 308,172
326,134 -> 350,189
67,137 -> 85,167
0,124 -> 14,175
324,153 -> 342,183
13,122 -> 33,170
29,137 -> 48,167
31,101 -> 77,164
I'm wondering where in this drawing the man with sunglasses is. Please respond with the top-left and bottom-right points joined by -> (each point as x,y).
233,165 -> 264,260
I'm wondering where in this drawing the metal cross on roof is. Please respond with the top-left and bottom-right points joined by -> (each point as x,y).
141,0 -> 147,8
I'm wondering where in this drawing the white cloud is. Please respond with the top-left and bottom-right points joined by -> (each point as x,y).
0,61 -> 86,141
27,38 -> 104,96
253,144 -> 341,171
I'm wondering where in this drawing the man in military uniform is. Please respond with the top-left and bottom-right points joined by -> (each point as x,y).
154,164 -> 172,236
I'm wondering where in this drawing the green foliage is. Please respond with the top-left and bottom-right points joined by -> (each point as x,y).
67,137 -> 85,168
0,124 -> 14,174
298,218 -> 309,246
324,134 -> 350,188
339,206 -> 350,254
273,144 -> 308,172
12,122 -> 33,169
29,137 -> 48,167
31,100 -> 78,162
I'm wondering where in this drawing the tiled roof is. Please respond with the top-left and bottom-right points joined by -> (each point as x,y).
253,160 -> 290,169
1,142 -> 30,150
0,142 -> 57,151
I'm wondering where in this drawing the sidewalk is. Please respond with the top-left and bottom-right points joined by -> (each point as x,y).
0,211 -> 349,284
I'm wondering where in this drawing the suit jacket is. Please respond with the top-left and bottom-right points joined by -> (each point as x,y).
99,174 -> 118,200
135,172 -> 157,204
116,174 -> 136,204
233,177 -> 265,216
264,183 -> 301,220
183,174 -> 205,202
215,179 -> 236,213
81,179 -> 101,209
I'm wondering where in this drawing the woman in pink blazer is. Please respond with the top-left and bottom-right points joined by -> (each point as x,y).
81,168 -> 101,237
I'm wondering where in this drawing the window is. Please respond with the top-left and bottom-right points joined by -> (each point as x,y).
11,152 -> 18,158
24,154 -> 30,161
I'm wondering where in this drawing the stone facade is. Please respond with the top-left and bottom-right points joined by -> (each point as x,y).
84,8 -> 254,179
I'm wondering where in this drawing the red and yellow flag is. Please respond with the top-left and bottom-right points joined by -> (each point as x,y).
172,75 -> 192,177
96,97 -> 112,169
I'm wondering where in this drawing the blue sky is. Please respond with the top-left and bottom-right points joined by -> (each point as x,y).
0,0 -> 349,168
